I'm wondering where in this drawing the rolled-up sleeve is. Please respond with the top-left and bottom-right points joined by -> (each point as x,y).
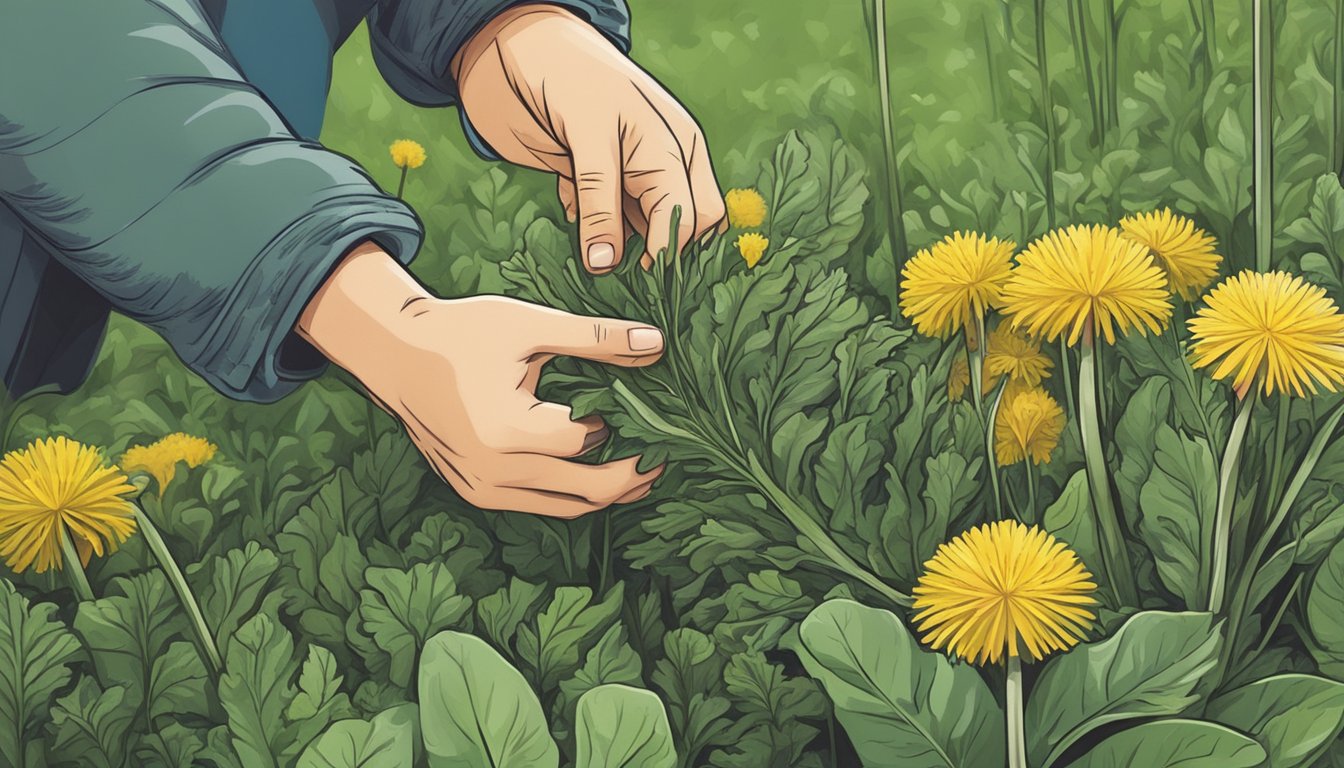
367,0 -> 631,159
0,0 -> 423,403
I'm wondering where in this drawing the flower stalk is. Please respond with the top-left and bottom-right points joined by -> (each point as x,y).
133,499 -> 221,673
1253,0 -> 1274,272
1007,656 -> 1027,768
986,377 -> 1007,518
1078,328 -> 1137,606
1033,0 -> 1058,228
1207,387 -> 1257,614
58,529 -> 94,602
862,0 -> 909,278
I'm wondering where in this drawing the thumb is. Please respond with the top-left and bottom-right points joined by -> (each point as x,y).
570,134 -> 625,274
529,308 -> 664,367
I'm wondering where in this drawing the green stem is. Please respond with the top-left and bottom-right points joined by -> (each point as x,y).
986,379 -> 1007,519
395,166 -> 408,199
1253,0 -> 1274,272
1007,656 -> 1027,768
1200,0 -> 1217,78
1104,0 -> 1120,129
1265,396 -> 1290,511
1059,340 -> 1076,423
1208,390 -> 1257,614
1336,0 -> 1344,176
1033,0 -> 1058,228
58,529 -> 95,602
1069,0 -> 1103,143
135,505 -> 222,673
1026,462 -> 1039,525
865,0 -> 908,282
970,317 -> 989,420
1079,336 -> 1138,607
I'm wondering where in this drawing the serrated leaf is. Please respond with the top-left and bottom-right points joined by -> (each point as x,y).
357,563 -> 472,688
217,612 -> 301,768
1206,674 -> 1344,766
516,584 -> 624,694
297,703 -> 419,768
46,679 -> 133,768
196,542 -> 279,655
0,580 -> 82,768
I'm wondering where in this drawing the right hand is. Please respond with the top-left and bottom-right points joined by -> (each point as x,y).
297,243 -> 664,517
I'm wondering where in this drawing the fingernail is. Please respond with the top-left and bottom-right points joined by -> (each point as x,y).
587,243 -> 616,269
627,327 -> 664,352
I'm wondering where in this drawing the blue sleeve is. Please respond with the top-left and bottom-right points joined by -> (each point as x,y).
0,0 -> 424,403
366,0 -> 632,160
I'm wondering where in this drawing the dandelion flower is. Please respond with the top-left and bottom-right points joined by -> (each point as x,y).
1119,209 -> 1221,301
1189,270 -> 1344,398
0,437 -> 137,574
913,520 -> 1097,664
389,139 -> 426,170
1001,224 -> 1172,346
995,388 -> 1065,466
725,188 -> 767,229
900,232 -> 1016,339
122,433 -> 218,497
985,323 -> 1053,387
737,232 -> 769,268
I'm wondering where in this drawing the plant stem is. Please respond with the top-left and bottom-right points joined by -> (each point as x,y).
1078,334 -> 1138,607
1069,0 -> 1103,144
1033,0 -> 1058,227
1336,0 -> 1344,176
1104,0 -> 1120,130
1059,340 -> 1076,422
865,0 -> 908,282
58,529 -> 95,602
1007,656 -> 1027,768
1026,462 -> 1039,525
1253,0 -> 1274,272
1208,390 -> 1257,614
970,316 -> 989,420
1265,396 -> 1290,512
395,166 -> 408,199
1200,0 -> 1217,79
986,378 -> 1007,518
134,505 -> 222,673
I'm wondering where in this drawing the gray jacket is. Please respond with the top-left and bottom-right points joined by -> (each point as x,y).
0,0 -> 629,402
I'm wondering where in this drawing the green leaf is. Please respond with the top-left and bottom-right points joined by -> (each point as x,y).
558,623 -> 644,712
136,722 -> 205,768
287,645 -> 347,722
357,563 -> 472,689
575,685 -> 677,768
148,642 -> 211,723
709,652 -> 826,767
297,703 -> 419,768
46,679 -> 133,768
418,631 -> 559,768
1070,720 -> 1265,768
196,542 -> 280,655
516,584 -> 624,694
1139,425 -> 1218,607
1114,378 -> 1173,520
1042,470 -> 1102,576
1205,674 -> 1344,766
790,599 -> 1003,768
0,580 -> 82,768
1026,611 -> 1223,768
217,612 -> 301,768
477,577 -> 547,657
1308,537 -> 1344,670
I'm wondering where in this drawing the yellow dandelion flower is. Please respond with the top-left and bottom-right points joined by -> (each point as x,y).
1120,208 -> 1221,301
725,188 -> 767,229
1001,224 -> 1173,346
1188,270 -> 1344,398
913,520 -> 1097,665
737,232 -> 769,268
900,232 -> 1016,339
995,388 -> 1065,466
985,323 -> 1053,387
122,433 -> 218,497
389,139 -> 426,170
0,437 -> 137,574
947,355 -> 970,402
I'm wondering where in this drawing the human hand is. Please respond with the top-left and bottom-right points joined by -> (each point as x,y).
297,243 -> 664,517
452,4 -> 725,273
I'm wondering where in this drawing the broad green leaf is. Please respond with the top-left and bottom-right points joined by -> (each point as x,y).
135,722 -> 205,768
1309,537 -> 1344,673
1071,719 -> 1265,768
357,563 -> 472,688
477,577 -> 547,656
0,580 -> 82,768
297,703 -> 419,768
558,623 -> 644,711
287,645 -> 347,722
575,685 -> 677,768
148,642 -> 211,723
419,631 -> 559,768
1206,674 -> 1344,766
46,679 -> 133,768
1042,470 -> 1102,577
196,542 -> 279,654
791,599 -> 1003,768
1139,425 -> 1218,607
1026,611 -> 1222,768
1114,378 -> 1173,521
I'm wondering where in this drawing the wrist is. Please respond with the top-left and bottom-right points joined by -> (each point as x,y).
296,240 -> 432,380
452,3 -> 584,85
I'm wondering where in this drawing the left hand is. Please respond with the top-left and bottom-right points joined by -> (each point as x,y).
452,4 -> 725,273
